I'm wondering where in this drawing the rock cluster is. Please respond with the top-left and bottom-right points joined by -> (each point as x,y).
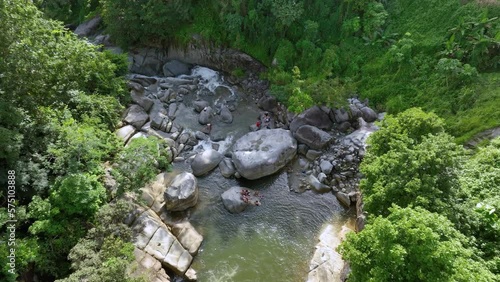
128,173 -> 204,281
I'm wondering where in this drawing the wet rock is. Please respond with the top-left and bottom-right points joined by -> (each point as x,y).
164,172 -> 198,211
124,105 -> 149,129
163,60 -> 191,77
191,149 -> 223,176
307,175 -> 331,193
221,187 -> 261,214
195,131 -> 209,140
190,100 -> 206,113
232,129 -> 297,180
219,158 -> 236,178
336,192 -> 351,207
220,106 -> 233,123
163,77 -> 195,86
198,106 -> 213,125
294,125 -> 333,150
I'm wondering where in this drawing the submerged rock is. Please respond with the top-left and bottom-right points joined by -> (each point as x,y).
232,129 -> 297,180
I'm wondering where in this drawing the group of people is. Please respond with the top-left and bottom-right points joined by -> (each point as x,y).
256,112 -> 272,130
240,188 -> 262,206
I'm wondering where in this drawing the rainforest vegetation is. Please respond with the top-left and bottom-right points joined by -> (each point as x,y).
0,0 -> 499,280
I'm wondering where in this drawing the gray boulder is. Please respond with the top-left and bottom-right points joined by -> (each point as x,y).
115,125 -> 136,143
193,100 -> 209,113
332,108 -> 350,124
307,175 -> 331,193
124,105 -> 149,129
168,103 -> 178,118
258,96 -> 277,111
336,192 -> 351,207
219,158 -> 236,178
198,106 -> 213,125
289,106 -> 333,133
129,48 -> 164,76
360,106 -> 378,122
163,60 -> 191,77
74,16 -> 101,37
294,125 -> 333,150
130,90 -> 154,112
232,129 -> 297,180
320,160 -> 334,175
191,150 -> 223,176
220,106 -> 233,123
221,187 -> 261,213
164,172 -> 198,211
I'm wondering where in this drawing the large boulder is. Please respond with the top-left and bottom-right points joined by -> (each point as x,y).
190,150 -> 223,176
294,125 -> 333,150
289,106 -> 333,133
221,187 -> 261,213
219,158 -> 236,178
164,172 -> 198,211
232,129 -> 297,180
307,225 -> 352,282
124,105 -> 149,129
163,60 -> 191,77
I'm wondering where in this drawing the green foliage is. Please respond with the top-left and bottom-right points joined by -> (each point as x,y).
58,200 -> 140,282
361,108 -> 465,216
35,0 -> 99,24
47,113 -> 121,175
100,0 -> 194,47
339,206 -> 496,282
112,136 -> 171,195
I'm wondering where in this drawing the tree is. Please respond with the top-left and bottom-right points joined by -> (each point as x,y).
339,206 -> 496,282
360,108 -> 463,216
112,136 -> 172,195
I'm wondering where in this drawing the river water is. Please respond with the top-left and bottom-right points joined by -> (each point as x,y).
169,67 -> 354,282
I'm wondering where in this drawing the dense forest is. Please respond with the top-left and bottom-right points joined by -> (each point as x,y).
0,0 -> 499,281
